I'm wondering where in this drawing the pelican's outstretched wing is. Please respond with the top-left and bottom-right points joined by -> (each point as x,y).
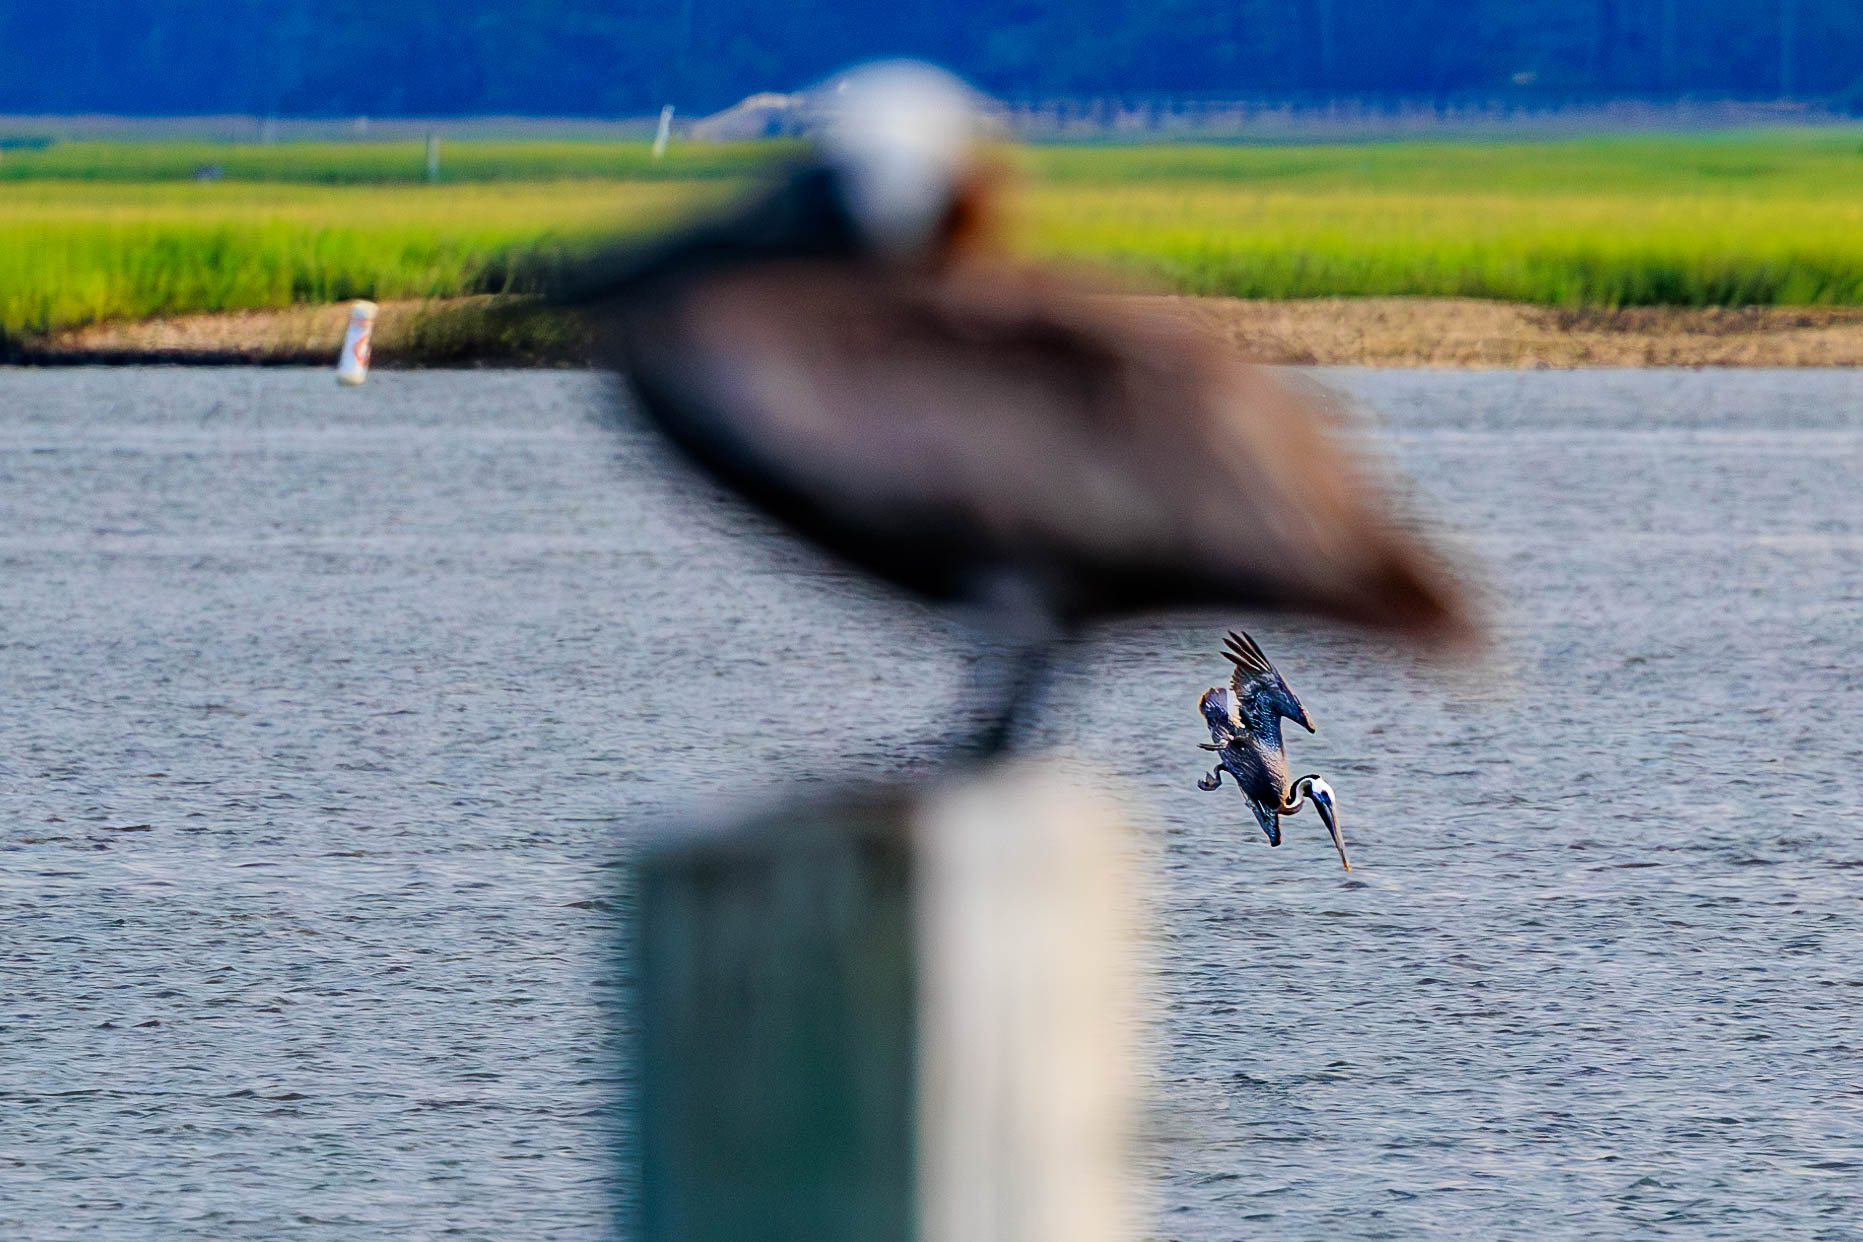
1223,630 -> 1276,690
1223,631 -> 1287,722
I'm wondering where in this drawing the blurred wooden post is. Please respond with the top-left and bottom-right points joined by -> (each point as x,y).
425,131 -> 440,182
635,765 -> 1148,1242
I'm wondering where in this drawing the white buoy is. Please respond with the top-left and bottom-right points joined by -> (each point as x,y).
652,105 -> 674,158
335,300 -> 377,386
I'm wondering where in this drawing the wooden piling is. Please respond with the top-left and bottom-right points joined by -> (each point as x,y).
634,765 -> 1148,1242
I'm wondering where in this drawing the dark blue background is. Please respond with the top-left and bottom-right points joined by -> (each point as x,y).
3,2 -> 1860,118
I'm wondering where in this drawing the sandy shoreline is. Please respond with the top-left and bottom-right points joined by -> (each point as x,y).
1,297 -> 585,369
10,295 -> 1863,368
1148,297 -> 1863,367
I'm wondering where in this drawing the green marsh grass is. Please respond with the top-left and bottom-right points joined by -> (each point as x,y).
0,180 -> 724,336
0,140 -> 779,183
1015,132 -> 1863,306
1022,185 -> 1863,305
4,130 -> 1863,338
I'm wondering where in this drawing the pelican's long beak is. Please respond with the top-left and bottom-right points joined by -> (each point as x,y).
1309,780 -> 1349,871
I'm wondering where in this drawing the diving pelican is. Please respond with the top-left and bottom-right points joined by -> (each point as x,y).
1198,631 -> 1351,870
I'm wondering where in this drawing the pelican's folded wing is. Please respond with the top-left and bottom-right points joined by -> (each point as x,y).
1248,798 -> 1281,847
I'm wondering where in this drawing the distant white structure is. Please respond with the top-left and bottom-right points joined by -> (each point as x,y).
688,91 -> 805,141
335,301 -> 377,386
688,62 -> 1006,151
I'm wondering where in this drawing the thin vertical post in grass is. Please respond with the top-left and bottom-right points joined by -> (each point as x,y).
653,105 -> 675,159
425,131 -> 441,183
634,764 -> 1150,1242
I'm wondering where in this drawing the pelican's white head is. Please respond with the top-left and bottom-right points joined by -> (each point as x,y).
1304,777 -> 1349,872
815,61 -> 982,259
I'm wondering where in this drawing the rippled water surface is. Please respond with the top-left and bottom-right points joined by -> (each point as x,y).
2,367 -> 1860,1240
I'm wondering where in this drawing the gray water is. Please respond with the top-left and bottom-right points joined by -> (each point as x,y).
1,367 -> 1859,1240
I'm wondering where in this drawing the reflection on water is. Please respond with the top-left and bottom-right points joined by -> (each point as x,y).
1,367 -> 1859,1239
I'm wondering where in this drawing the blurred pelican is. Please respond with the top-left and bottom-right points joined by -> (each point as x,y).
552,62 -> 1472,750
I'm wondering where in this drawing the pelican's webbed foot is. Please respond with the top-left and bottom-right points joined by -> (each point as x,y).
1197,767 -> 1225,791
